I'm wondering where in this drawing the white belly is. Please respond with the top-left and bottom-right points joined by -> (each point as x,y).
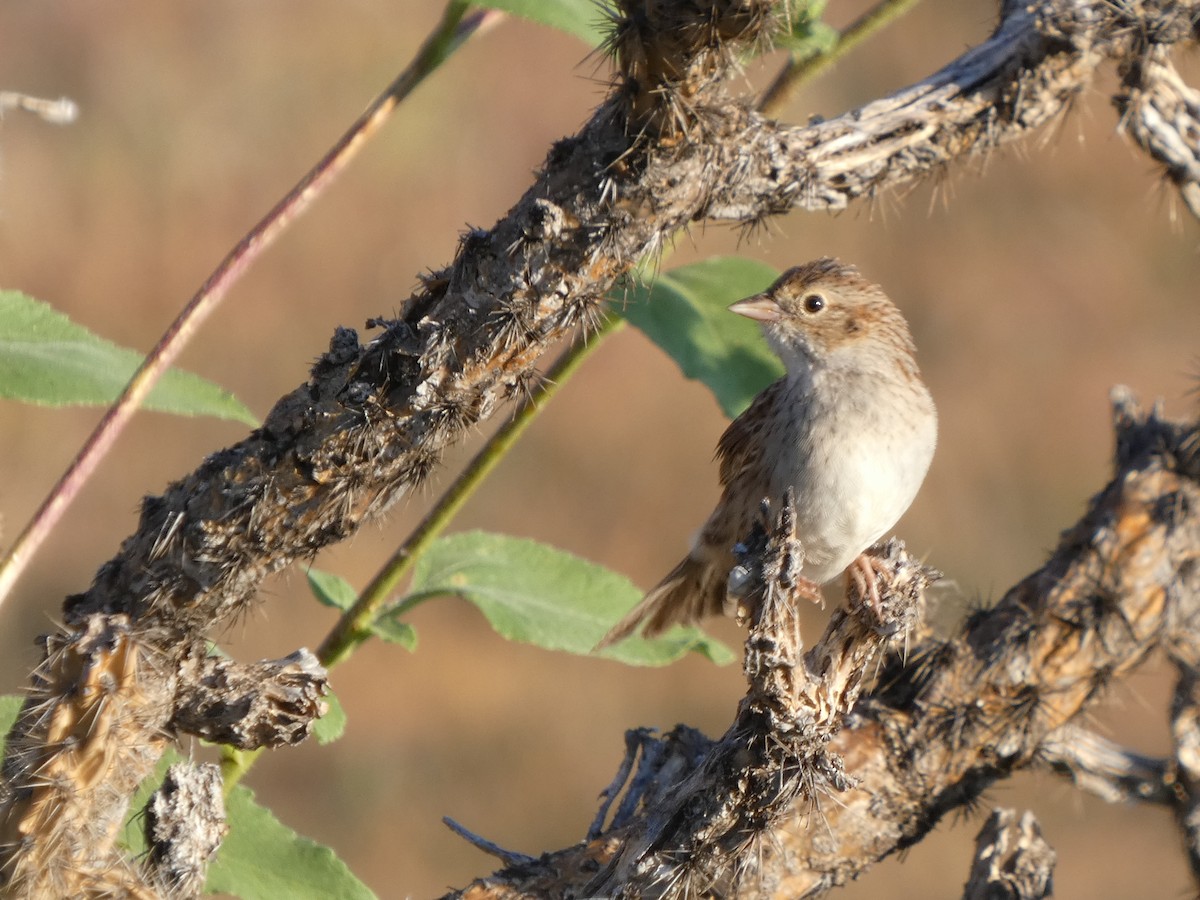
770,371 -> 935,583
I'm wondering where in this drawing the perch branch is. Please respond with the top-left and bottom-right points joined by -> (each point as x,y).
316,314 -> 624,671
2,0 -> 1197,892
581,501 -> 936,897
443,393 -> 1200,897
144,763 -> 227,898
1115,39 -> 1200,219
962,809 -> 1055,900
1170,664 -> 1200,887
1041,723 -> 1172,804
170,650 -> 328,749
0,3 -> 498,611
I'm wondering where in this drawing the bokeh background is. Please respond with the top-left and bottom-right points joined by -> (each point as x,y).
1,2 -> 1198,897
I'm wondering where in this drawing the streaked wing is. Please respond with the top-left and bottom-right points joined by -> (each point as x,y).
715,377 -> 785,487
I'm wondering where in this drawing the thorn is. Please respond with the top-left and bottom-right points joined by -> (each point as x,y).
442,817 -> 537,868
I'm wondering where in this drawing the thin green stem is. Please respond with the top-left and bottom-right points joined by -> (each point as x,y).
222,316 -> 625,791
220,747 -> 262,793
316,315 -> 626,670
759,0 -> 923,115
313,0 -> 926,673
0,1 -> 499,613
221,0 -> 920,792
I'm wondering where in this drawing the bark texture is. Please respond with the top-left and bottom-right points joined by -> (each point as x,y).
1,0 -> 1197,895
444,392 -> 1200,898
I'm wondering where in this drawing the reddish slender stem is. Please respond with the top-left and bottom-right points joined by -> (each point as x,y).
0,5 -> 501,610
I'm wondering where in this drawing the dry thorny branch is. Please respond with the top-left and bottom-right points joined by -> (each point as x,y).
0,0 -> 1198,896
447,389 -> 1200,898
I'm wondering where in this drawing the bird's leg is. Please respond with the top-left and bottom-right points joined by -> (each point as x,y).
731,582 -> 822,626
795,575 -> 825,609
846,552 -> 890,618
726,566 -> 824,626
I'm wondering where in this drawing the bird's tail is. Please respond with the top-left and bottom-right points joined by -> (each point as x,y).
596,553 -> 727,649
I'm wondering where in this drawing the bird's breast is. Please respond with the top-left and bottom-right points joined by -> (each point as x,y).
770,370 -> 935,583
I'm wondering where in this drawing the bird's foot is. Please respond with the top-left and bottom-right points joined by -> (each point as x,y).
796,574 -> 825,609
846,552 -> 891,620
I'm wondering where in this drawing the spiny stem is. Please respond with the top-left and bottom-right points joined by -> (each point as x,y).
221,316 -> 624,791
759,0 -> 924,115
0,1 -> 499,612
222,0 -> 922,790
317,0 -> 928,674
317,315 -> 625,670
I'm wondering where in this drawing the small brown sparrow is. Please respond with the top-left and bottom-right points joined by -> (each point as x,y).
600,257 -> 937,646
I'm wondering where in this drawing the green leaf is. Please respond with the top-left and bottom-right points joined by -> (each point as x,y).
409,532 -> 733,666
120,753 -> 175,858
776,20 -> 837,57
0,694 -> 23,756
0,290 -> 256,425
775,0 -> 837,57
306,567 -> 418,651
207,785 -> 376,899
120,748 -> 373,899
4,695 -> 368,896
476,0 -> 611,46
612,258 -> 784,419
370,612 -> 418,651
306,567 -> 357,611
312,691 -> 347,746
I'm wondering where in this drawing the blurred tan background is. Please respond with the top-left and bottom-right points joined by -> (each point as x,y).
1,2 -> 1198,897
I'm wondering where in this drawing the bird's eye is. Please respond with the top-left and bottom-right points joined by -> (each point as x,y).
802,293 -> 825,313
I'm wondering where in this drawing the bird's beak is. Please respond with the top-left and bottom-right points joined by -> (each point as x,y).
728,293 -> 782,322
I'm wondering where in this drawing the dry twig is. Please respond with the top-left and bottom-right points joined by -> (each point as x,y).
444,391 -> 1200,897
2,0 -> 1198,893
962,809 -> 1055,900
